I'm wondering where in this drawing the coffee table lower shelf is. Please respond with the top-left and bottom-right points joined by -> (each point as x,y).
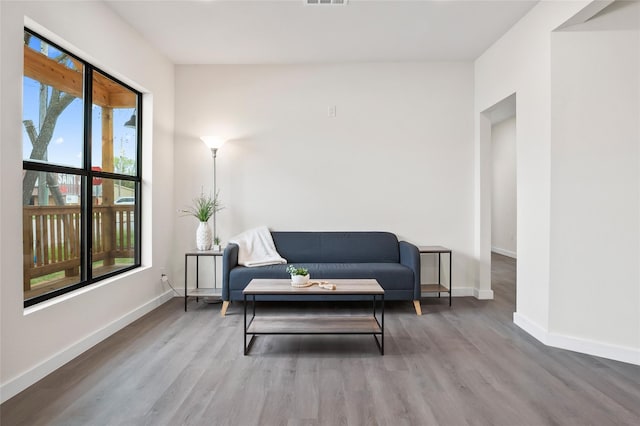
247,315 -> 381,334
244,315 -> 383,355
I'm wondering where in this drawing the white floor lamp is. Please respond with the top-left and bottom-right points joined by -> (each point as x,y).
200,136 -> 226,245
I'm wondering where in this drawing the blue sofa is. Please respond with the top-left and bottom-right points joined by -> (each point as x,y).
221,231 -> 422,315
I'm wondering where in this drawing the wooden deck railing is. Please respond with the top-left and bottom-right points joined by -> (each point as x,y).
23,205 -> 135,291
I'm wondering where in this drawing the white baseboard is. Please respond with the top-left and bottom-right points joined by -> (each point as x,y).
0,290 -> 174,404
491,246 -> 517,258
514,312 -> 639,366
513,312 -> 548,343
422,287 -> 491,299
452,287 -> 474,297
474,288 -> 494,300
420,287 -> 474,297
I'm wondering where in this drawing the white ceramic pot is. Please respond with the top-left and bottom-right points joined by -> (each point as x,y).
290,274 -> 310,286
196,221 -> 212,250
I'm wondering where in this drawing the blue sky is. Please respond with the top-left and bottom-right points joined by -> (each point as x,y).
22,35 -> 137,172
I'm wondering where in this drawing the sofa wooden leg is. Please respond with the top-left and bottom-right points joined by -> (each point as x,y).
413,300 -> 422,316
221,301 -> 230,317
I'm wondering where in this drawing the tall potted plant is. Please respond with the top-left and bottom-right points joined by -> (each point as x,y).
180,192 -> 223,250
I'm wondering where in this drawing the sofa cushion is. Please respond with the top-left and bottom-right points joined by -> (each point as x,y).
229,262 -> 413,293
271,231 -> 400,263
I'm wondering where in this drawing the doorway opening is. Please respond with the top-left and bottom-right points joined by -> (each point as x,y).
481,93 -> 517,313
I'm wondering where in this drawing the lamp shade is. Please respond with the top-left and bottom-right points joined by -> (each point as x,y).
200,136 -> 226,150
124,114 -> 136,129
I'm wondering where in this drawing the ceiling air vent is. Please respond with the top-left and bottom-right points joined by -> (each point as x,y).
306,0 -> 347,5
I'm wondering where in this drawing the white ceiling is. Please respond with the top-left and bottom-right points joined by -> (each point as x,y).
104,0 -> 538,64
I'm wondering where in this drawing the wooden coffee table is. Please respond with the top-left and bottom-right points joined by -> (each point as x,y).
243,278 -> 385,355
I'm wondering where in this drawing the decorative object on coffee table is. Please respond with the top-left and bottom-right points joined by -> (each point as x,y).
286,265 -> 310,287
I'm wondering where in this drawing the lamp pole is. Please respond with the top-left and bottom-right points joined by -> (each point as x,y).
211,147 -> 218,245
201,136 -> 225,250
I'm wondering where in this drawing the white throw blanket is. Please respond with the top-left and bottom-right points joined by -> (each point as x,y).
229,226 -> 287,267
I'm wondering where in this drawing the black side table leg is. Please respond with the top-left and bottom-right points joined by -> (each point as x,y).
449,252 -> 452,306
184,255 -> 188,312
381,294 -> 385,355
195,256 -> 199,303
438,252 -> 442,299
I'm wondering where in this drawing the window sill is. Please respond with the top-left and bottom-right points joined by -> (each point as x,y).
24,265 -> 150,316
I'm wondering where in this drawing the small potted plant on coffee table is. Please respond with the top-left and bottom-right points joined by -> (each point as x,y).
286,265 -> 310,287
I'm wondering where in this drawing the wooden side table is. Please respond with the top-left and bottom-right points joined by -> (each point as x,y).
184,249 -> 223,311
418,246 -> 452,306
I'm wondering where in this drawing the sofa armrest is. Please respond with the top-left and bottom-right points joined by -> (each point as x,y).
399,241 -> 421,300
222,243 -> 239,301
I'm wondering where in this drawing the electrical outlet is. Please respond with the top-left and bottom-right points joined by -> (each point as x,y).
160,266 -> 168,282
328,105 -> 336,117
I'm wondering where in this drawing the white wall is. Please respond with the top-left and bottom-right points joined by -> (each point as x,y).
174,63 -> 475,294
550,2 -> 640,357
477,0 -> 639,364
0,1 -> 175,402
475,0 -> 592,331
491,116 -> 517,258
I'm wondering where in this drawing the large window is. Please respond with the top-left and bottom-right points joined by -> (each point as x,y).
22,29 -> 141,307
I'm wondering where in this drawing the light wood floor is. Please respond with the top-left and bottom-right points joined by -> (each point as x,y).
2,254 -> 639,425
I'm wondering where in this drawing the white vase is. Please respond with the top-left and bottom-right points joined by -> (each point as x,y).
291,274 -> 310,287
196,221 -> 212,250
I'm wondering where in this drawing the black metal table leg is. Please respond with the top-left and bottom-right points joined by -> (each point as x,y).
244,293 -> 247,355
372,294 -> 384,356
244,294 -> 257,355
438,252 -> 442,298
195,256 -> 199,303
381,294 -> 385,355
449,252 -> 452,306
